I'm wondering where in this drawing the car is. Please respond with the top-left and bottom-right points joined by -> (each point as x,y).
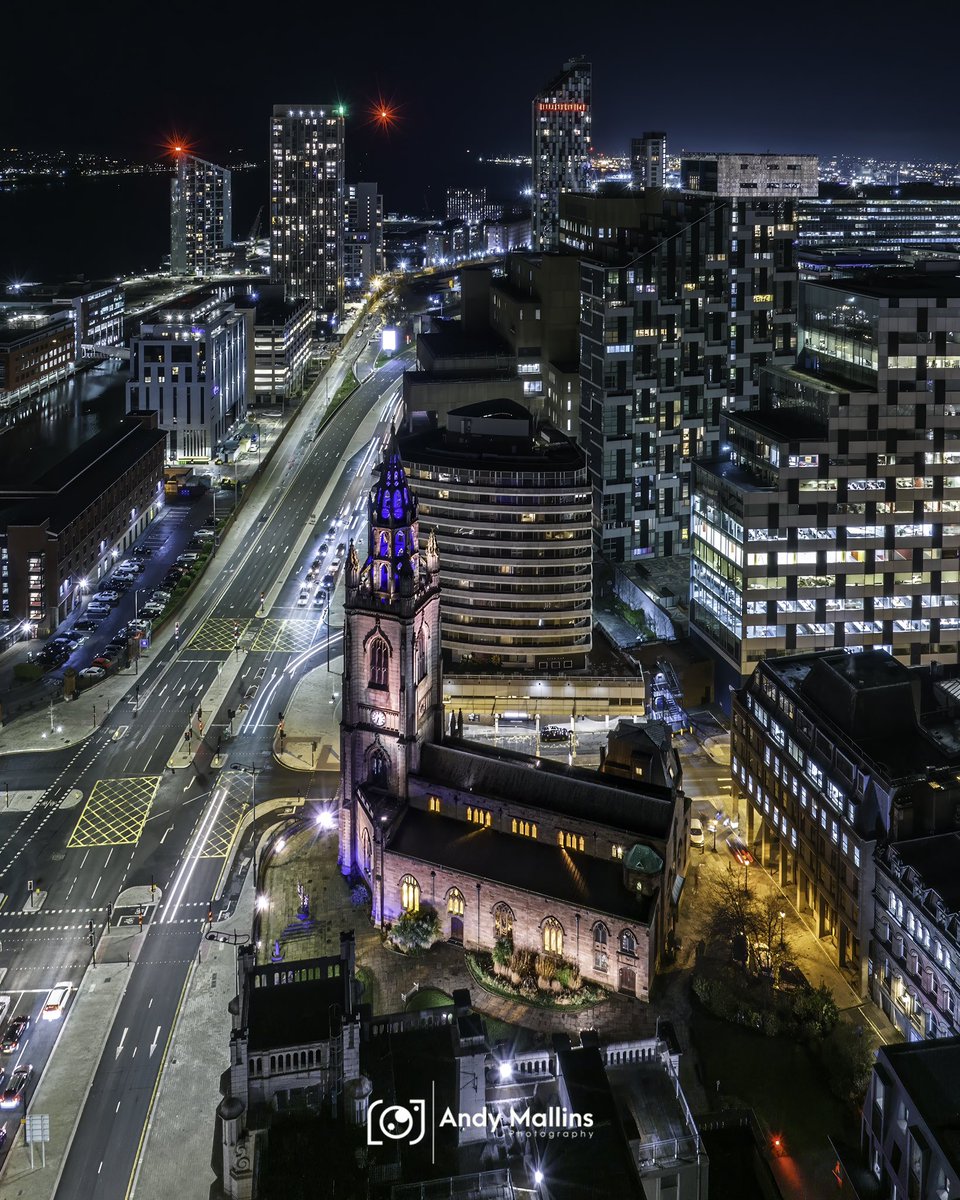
91,655 -> 116,670
48,636 -> 78,651
91,591 -> 120,605
727,836 -> 754,866
313,592 -> 325,607
79,666 -> 107,681
201,517 -> 217,530
220,478 -> 237,490
85,602 -> 111,617
42,983 -> 71,1021
305,566 -> 317,582
131,546 -> 153,559
328,526 -> 336,538
109,578 -> 132,591
140,605 -> 164,619
194,527 -> 214,539
297,588 -> 310,607
336,543 -> 346,556
540,725 -> 569,742
127,619 -> 150,634
322,573 -> 335,588
150,591 -> 171,604
119,560 -> 144,574
176,553 -> 200,564
107,637 -> 128,650
0,1015 -> 29,1053
319,543 -> 329,554
689,818 -> 705,849
1,1065 -> 32,1108
73,619 -> 99,633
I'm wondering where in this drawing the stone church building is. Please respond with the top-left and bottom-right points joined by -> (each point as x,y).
338,441 -> 689,1000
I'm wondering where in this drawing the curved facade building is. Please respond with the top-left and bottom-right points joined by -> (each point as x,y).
399,401 -> 592,669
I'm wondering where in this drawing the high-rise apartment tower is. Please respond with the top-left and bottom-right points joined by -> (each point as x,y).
532,57 -> 591,250
270,104 -> 345,323
170,153 -> 232,277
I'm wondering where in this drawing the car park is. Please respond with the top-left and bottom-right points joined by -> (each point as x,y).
0,1016 -> 29,1053
79,666 -> 107,681
0,1065 -> 32,1109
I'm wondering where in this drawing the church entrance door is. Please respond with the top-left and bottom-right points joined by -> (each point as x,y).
449,914 -> 464,943
618,965 -> 636,995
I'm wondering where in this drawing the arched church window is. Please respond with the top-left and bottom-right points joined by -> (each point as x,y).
379,564 -> 389,592
416,632 -> 427,683
400,875 -> 420,913
369,638 -> 389,688
379,531 -> 389,558
360,828 -> 371,872
542,917 -> 563,956
493,903 -> 514,940
370,749 -> 388,783
396,530 -> 405,556
447,888 -> 464,916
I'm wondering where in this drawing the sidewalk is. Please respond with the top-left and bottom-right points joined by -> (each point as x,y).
274,654 -> 343,774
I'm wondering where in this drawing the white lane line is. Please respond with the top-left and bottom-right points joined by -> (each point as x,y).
91,875 -> 102,899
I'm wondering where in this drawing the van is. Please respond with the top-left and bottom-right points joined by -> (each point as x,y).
42,982 -> 71,1021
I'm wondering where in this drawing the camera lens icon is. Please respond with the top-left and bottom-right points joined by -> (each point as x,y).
367,1099 -> 427,1146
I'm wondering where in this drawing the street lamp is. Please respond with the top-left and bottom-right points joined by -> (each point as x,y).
778,910 -> 786,950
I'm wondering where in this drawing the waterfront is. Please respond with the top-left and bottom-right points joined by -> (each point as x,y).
0,359 -> 130,484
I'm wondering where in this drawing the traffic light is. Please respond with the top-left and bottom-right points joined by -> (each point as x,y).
88,919 -> 94,947
198,718 -> 204,734
106,902 -> 112,920
197,704 -> 203,720
228,708 -> 236,720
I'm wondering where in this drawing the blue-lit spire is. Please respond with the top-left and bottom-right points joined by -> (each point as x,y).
364,431 -> 420,601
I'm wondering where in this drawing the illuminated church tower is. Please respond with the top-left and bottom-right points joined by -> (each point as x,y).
339,436 -> 442,886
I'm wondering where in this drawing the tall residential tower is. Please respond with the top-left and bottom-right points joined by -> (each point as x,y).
532,57 -> 591,250
269,104 -> 345,323
170,153 -> 232,277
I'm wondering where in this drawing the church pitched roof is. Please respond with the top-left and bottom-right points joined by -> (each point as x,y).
388,808 -> 656,924
414,740 -> 675,842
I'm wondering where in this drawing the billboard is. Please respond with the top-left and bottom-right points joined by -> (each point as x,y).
381,327 -> 398,353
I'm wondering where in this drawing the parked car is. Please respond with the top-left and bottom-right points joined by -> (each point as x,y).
1,1016 -> 29,1053
150,591 -> 171,604
73,619 -> 99,633
119,560 -> 145,574
92,655 -> 117,670
79,666 -> 107,682
689,818 -> 705,849
140,605 -> 164,619
49,636 -> 79,650
194,527 -> 214,540
131,546 -> 153,559
85,602 -> 111,618
176,553 -> 200,565
127,619 -> 150,634
0,1064 -> 32,1108
541,725 -> 569,742
91,591 -> 120,606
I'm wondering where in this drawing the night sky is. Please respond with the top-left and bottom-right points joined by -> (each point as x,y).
8,0 -> 960,211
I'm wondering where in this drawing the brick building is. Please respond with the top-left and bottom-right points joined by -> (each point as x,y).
0,415 -> 166,632
339,441 -> 688,1002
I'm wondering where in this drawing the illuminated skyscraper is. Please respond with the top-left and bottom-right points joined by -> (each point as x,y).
170,153 -> 232,277
532,57 -> 591,250
270,104 -> 345,323
631,132 -> 667,190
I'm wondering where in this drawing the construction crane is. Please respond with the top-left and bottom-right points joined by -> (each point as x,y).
247,205 -> 263,247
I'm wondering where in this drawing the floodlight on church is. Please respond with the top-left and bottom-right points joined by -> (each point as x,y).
498,1061 -> 513,1081
316,810 -> 336,831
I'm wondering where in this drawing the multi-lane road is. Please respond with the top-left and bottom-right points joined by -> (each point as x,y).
0,319 -> 406,1199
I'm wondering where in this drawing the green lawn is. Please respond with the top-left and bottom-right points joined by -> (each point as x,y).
405,986 -> 452,1012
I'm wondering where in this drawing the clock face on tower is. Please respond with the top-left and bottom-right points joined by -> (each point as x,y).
370,709 -> 387,728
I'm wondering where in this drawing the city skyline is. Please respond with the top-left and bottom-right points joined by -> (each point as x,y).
9,1 -> 960,214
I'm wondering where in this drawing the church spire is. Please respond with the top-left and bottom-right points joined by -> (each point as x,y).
360,436 -> 422,605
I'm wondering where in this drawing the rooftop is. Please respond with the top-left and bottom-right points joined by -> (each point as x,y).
885,833 -> 960,912
0,419 -> 166,533
806,271 -> 960,299
693,457 -> 774,494
388,807 -> 656,925
417,739 -> 675,840
880,1036 -> 960,1175
247,968 -> 350,1052
729,406 -> 829,443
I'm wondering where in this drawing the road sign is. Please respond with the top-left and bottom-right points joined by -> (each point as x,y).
27,881 -> 33,893
25,1114 -> 49,1142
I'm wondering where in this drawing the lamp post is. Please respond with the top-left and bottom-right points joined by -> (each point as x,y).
778,910 -> 786,950
325,583 -> 332,672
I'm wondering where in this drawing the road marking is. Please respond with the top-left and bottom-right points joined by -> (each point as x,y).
68,776 -> 162,848
159,826 -> 173,845
99,1162 -> 104,1175
150,1025 -> 161,1056
116,1027 -> 128,1058
91,876 -> 102,899
116,1100 -> 122,1112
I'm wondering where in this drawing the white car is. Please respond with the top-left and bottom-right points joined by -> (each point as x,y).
297,588 -> 310,607
86,602 -> 111,617
119,560 -> 144,574
41,983 -> 71,1021
689,818 -> 705,849
92,591 -> 120,605
79,666 -> 107,681
150,591 -> 171,605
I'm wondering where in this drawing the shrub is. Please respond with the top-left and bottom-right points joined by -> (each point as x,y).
350,881 -> 371,910
510,948 -> 536,980
492,937 -> 513,968
388,905 -> 440,953
534,954 -> 559,983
